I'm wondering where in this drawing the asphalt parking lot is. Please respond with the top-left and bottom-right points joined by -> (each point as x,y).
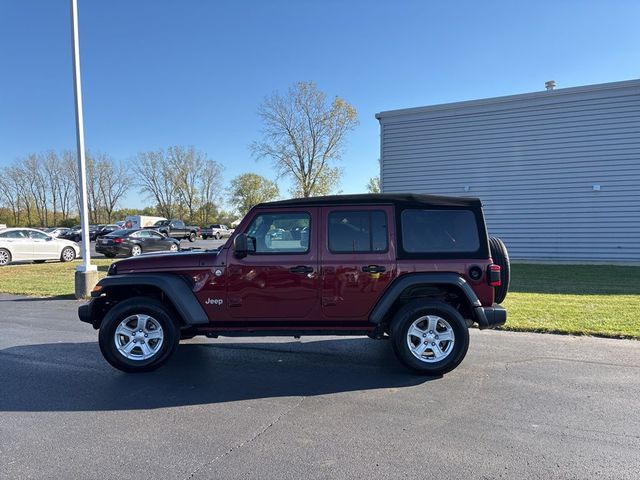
1,296 -> 639,480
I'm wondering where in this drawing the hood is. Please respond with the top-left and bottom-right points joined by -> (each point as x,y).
111,249 -> 222,274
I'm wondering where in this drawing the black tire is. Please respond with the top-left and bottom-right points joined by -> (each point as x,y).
202,235 -> 208,240
0,248 -> 11,266
60,246 -> 76,262
188,232 -> 196,242
215,232 -> 221,240
489,237 -> 510,303
390,300 -> 469,375
98,297 -> 180,373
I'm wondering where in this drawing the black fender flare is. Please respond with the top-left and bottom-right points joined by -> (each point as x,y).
81,274 -> 208,327
368,273 -> 493,329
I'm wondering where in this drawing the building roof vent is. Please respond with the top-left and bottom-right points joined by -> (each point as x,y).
545,80 -> 556,91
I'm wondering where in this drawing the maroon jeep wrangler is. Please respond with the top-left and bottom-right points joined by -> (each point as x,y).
79,194 -> 509,375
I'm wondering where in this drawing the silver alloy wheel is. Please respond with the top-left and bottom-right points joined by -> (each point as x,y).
131,245 -> 142,256
169,243 -> 178,252
114,314 -> 164,361
0,249 -> 10,266
406,315 -> 455,363
62,247 -> 75,262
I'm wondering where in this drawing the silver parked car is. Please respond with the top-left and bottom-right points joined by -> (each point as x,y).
0,228 -> 81,266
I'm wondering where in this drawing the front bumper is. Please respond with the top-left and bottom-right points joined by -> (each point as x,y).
474,304 -> 507,330
78,302 -> 94,326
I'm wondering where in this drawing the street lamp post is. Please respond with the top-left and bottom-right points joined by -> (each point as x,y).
70,0 -> 97,298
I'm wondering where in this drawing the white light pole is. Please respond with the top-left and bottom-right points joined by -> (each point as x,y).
70,0 -> 97,298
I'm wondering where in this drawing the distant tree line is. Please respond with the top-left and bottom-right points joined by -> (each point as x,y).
0,147 -> 279,228
0,151 -> 130,227
1,81 -> 369,228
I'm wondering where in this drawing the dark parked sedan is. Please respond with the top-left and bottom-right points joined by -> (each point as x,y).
95,229 -> 180,258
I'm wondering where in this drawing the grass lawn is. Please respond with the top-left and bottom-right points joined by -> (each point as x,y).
0,259 -> 113,298
0,260 -> 637,339
503,264 -> 640,339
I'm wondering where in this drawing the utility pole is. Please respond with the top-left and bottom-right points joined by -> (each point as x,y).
70,0 -> 98,298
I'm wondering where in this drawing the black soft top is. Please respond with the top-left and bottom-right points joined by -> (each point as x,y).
258,193 -> 482,209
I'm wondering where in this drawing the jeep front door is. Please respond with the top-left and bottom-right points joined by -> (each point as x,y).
226,208 -> 319,320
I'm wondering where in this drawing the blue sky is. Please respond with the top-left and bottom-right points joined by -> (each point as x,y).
1,0 -> 639,208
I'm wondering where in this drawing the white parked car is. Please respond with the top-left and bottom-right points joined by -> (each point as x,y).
0,228 -> 80,266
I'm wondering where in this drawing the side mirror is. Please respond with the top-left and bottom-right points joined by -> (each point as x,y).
233,234 -> 249,258
46,236 -> 53,241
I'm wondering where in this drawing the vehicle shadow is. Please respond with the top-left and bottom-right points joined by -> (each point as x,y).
0,338 -> 437,412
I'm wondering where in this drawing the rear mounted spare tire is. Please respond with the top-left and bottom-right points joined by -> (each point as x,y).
489,237 -> 510,303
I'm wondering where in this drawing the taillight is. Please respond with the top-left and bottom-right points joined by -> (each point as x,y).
488,264 -> 501,286
113,238 -> 123,244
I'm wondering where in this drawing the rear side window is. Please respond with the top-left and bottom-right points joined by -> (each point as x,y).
401,209 -> 479,253
0,230 -> 27,239
328,210 -> 388,253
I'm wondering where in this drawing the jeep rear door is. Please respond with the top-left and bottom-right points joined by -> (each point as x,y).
319,205 -> 397,320
226,208 -> 319,320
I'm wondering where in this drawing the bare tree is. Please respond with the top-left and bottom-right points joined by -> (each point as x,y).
0,167 -> 23,225
96,156 -> 131,223
169,146 -> 205,221
197,158 -> 224,225
229,173 -> 279,217
59,151 -> 77,220
252,81 -> 358,197
21,154 -> 50,226
43,151 -> 62,225
133,149 -> 178,219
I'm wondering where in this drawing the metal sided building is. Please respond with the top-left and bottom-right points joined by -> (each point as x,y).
376,79 -> 640,263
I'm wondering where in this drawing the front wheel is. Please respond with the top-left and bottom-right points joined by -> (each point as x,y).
60,246 -> 76,262
98,297 -> 180,373
169,243 -> 178,252
390,300 -> 469,375
215,232 -> 221,240
188,232 -> 196,242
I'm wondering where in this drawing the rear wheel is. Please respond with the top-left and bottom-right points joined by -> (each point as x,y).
60,246 -> 76,262
391,300 -> 469,375
489,237 -> 510,303
130,244 -> 142,257
215,232 -> 221,240
98,297 -> 180,373
0,249 -> 12,266
169,243 -> 178,252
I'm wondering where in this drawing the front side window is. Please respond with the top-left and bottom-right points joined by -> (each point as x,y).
245,212 -> 310,254
328,210 -> 388,253
28,230 -> 49,240
401,209 -> 480,253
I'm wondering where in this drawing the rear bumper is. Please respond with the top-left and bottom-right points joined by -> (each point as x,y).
475,304 -> 507,330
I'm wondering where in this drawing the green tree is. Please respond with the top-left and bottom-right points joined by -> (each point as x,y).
229,173 -> 279,217
366,176 -> 381,193
251,81 -> 358,197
